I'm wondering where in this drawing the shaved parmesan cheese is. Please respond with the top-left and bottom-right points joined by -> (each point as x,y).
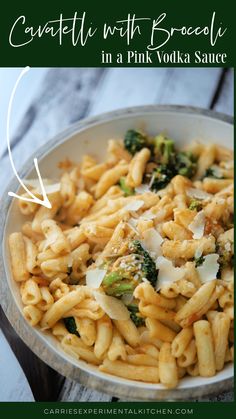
208,165 -> 222,178
121,293 -> 134,306
24,179 -> 61,194
43,229 -> 60,251
194,248 -> 203,259
188,210 -> 205,239
124,200 -> 144,212
196,254 -> 219,283
149,174 -> 155,189
140,210 -> 157,220
142,228 -> 163,257
135,184 -> 150,194
127,218 -> 139,235
95,255 -> 105,267
93,291 -> 130,320
86,269 -> 107,289
128,217 -> 138,227
155,256 -> 185,291
186,187 -> 212,201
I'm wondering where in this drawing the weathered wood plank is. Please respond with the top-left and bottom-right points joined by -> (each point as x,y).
213,68 -> 233,115
0,68 -> 105,190
0,308 -> 65,401
0,329 -> 34,401
0,68 -> 107,402
59,379 -> 111,402
89,68 -> 169,115
116,389 -> 234,402
1,68 -> 105,159
0,68 -> 47,158
202,391 -> 234,402
89,68 -> 222,116
155,67 -> 222,108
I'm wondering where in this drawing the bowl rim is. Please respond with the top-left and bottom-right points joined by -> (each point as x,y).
0,104 -> 234,401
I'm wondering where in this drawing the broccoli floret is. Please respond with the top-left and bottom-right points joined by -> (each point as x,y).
124,129 -> 148,155
64,317 -> 80,336
218,252 -> 233,269
128,305 -> 145,327
150,144 -> 197,193
102,270 -> 136,297
102,241 -> 157,296
216,242 -> 233,269
129,240 -> 157,287
175,152 -> 197,178
150,164 -> 176,192
194,255 -> 205,267
106,283 -> 134,296
205,167 -> 215,177
154,135 -> 175,165
119,177 -> 134,196
103,271 -> 123,287
189,199 -> 202,211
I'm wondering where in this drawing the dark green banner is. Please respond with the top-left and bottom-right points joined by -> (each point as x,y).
0,401 -> 235,419
0,0 -> 234,66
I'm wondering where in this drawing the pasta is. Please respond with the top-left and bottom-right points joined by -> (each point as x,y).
193,320 -> 216,377
8,129 -> 234,389
159,343 -> 178,388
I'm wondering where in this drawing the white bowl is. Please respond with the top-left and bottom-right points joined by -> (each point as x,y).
0,105 -> 233,400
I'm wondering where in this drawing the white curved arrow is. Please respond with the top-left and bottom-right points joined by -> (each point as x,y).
7,66 -> 52,209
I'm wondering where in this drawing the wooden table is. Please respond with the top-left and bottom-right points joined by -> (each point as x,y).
0,67 -> 233,402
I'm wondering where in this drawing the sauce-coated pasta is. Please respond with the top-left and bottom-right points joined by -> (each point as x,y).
9,130 -> 234,389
